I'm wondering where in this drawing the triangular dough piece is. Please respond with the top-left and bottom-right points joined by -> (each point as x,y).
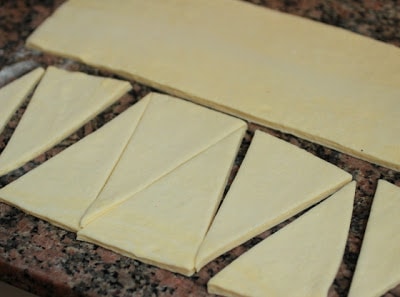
0,67 -> 44,135
195,130 -> 352,270
0,98 -> 149,231
348,180 -> 400,297
80,92 -> 246,227
0,66 -> 131,176
208,181 -> 356,297
78,127 -> 246,276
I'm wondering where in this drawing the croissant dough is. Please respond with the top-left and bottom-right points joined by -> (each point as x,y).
27,0 -> 400,171
348,180 -> 400,297
78,127 -> 246,276
0,66 -> 131,175
80,92 -> 246,227
0,99 -> 149,231
208,181 -> 355,297
0,68 -> 44,135
195,130 -> 352,270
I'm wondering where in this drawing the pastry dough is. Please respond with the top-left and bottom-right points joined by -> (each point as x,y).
0,68 -> 44,135
348,180 -> 400,297
195,130 -> 352,271
78,127 -> 246,276
0,66 -> 131,176
208,181 -> 356,297
0,98 -> 149,231
80,92 -> 246,227
27,0 -> 400,171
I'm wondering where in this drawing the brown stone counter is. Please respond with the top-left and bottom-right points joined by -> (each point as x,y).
1,1 -> 400,296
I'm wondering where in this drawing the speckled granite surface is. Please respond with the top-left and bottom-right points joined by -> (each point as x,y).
0,1 -> 400,296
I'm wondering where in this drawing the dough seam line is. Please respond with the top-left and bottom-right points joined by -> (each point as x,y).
79,96 -> 152,228
81,107 -> 247,227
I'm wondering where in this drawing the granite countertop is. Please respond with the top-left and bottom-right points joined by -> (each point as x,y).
1,0 -> 400,296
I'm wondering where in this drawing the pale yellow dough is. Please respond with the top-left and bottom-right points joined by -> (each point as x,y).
78,127 -> 246,276
0,66 -> 131,176
0,68 -> 44,135
80,92 -> 246,227
348,180 -> 400,297
195,130 -> 352,271
27,0 -> 400,171
0,98 -> 149,231
208,181 -> 356,297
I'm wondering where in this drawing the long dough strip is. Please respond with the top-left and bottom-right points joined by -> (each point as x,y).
27,0 -> 400,171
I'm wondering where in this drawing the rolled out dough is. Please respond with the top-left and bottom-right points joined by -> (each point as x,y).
208,181 -> 356,297
26,0 -> 400,171
80,92 -> 246,227
0,66 -> 131,176
78,127 -> 246,276
195,130 -> 352,271
0,98 -> 149,231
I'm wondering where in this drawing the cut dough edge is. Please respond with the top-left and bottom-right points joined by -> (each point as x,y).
77,126 -> 247,276
0,67 -> 45,135
79,93 -> 247,227
207,181 -> 356,297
